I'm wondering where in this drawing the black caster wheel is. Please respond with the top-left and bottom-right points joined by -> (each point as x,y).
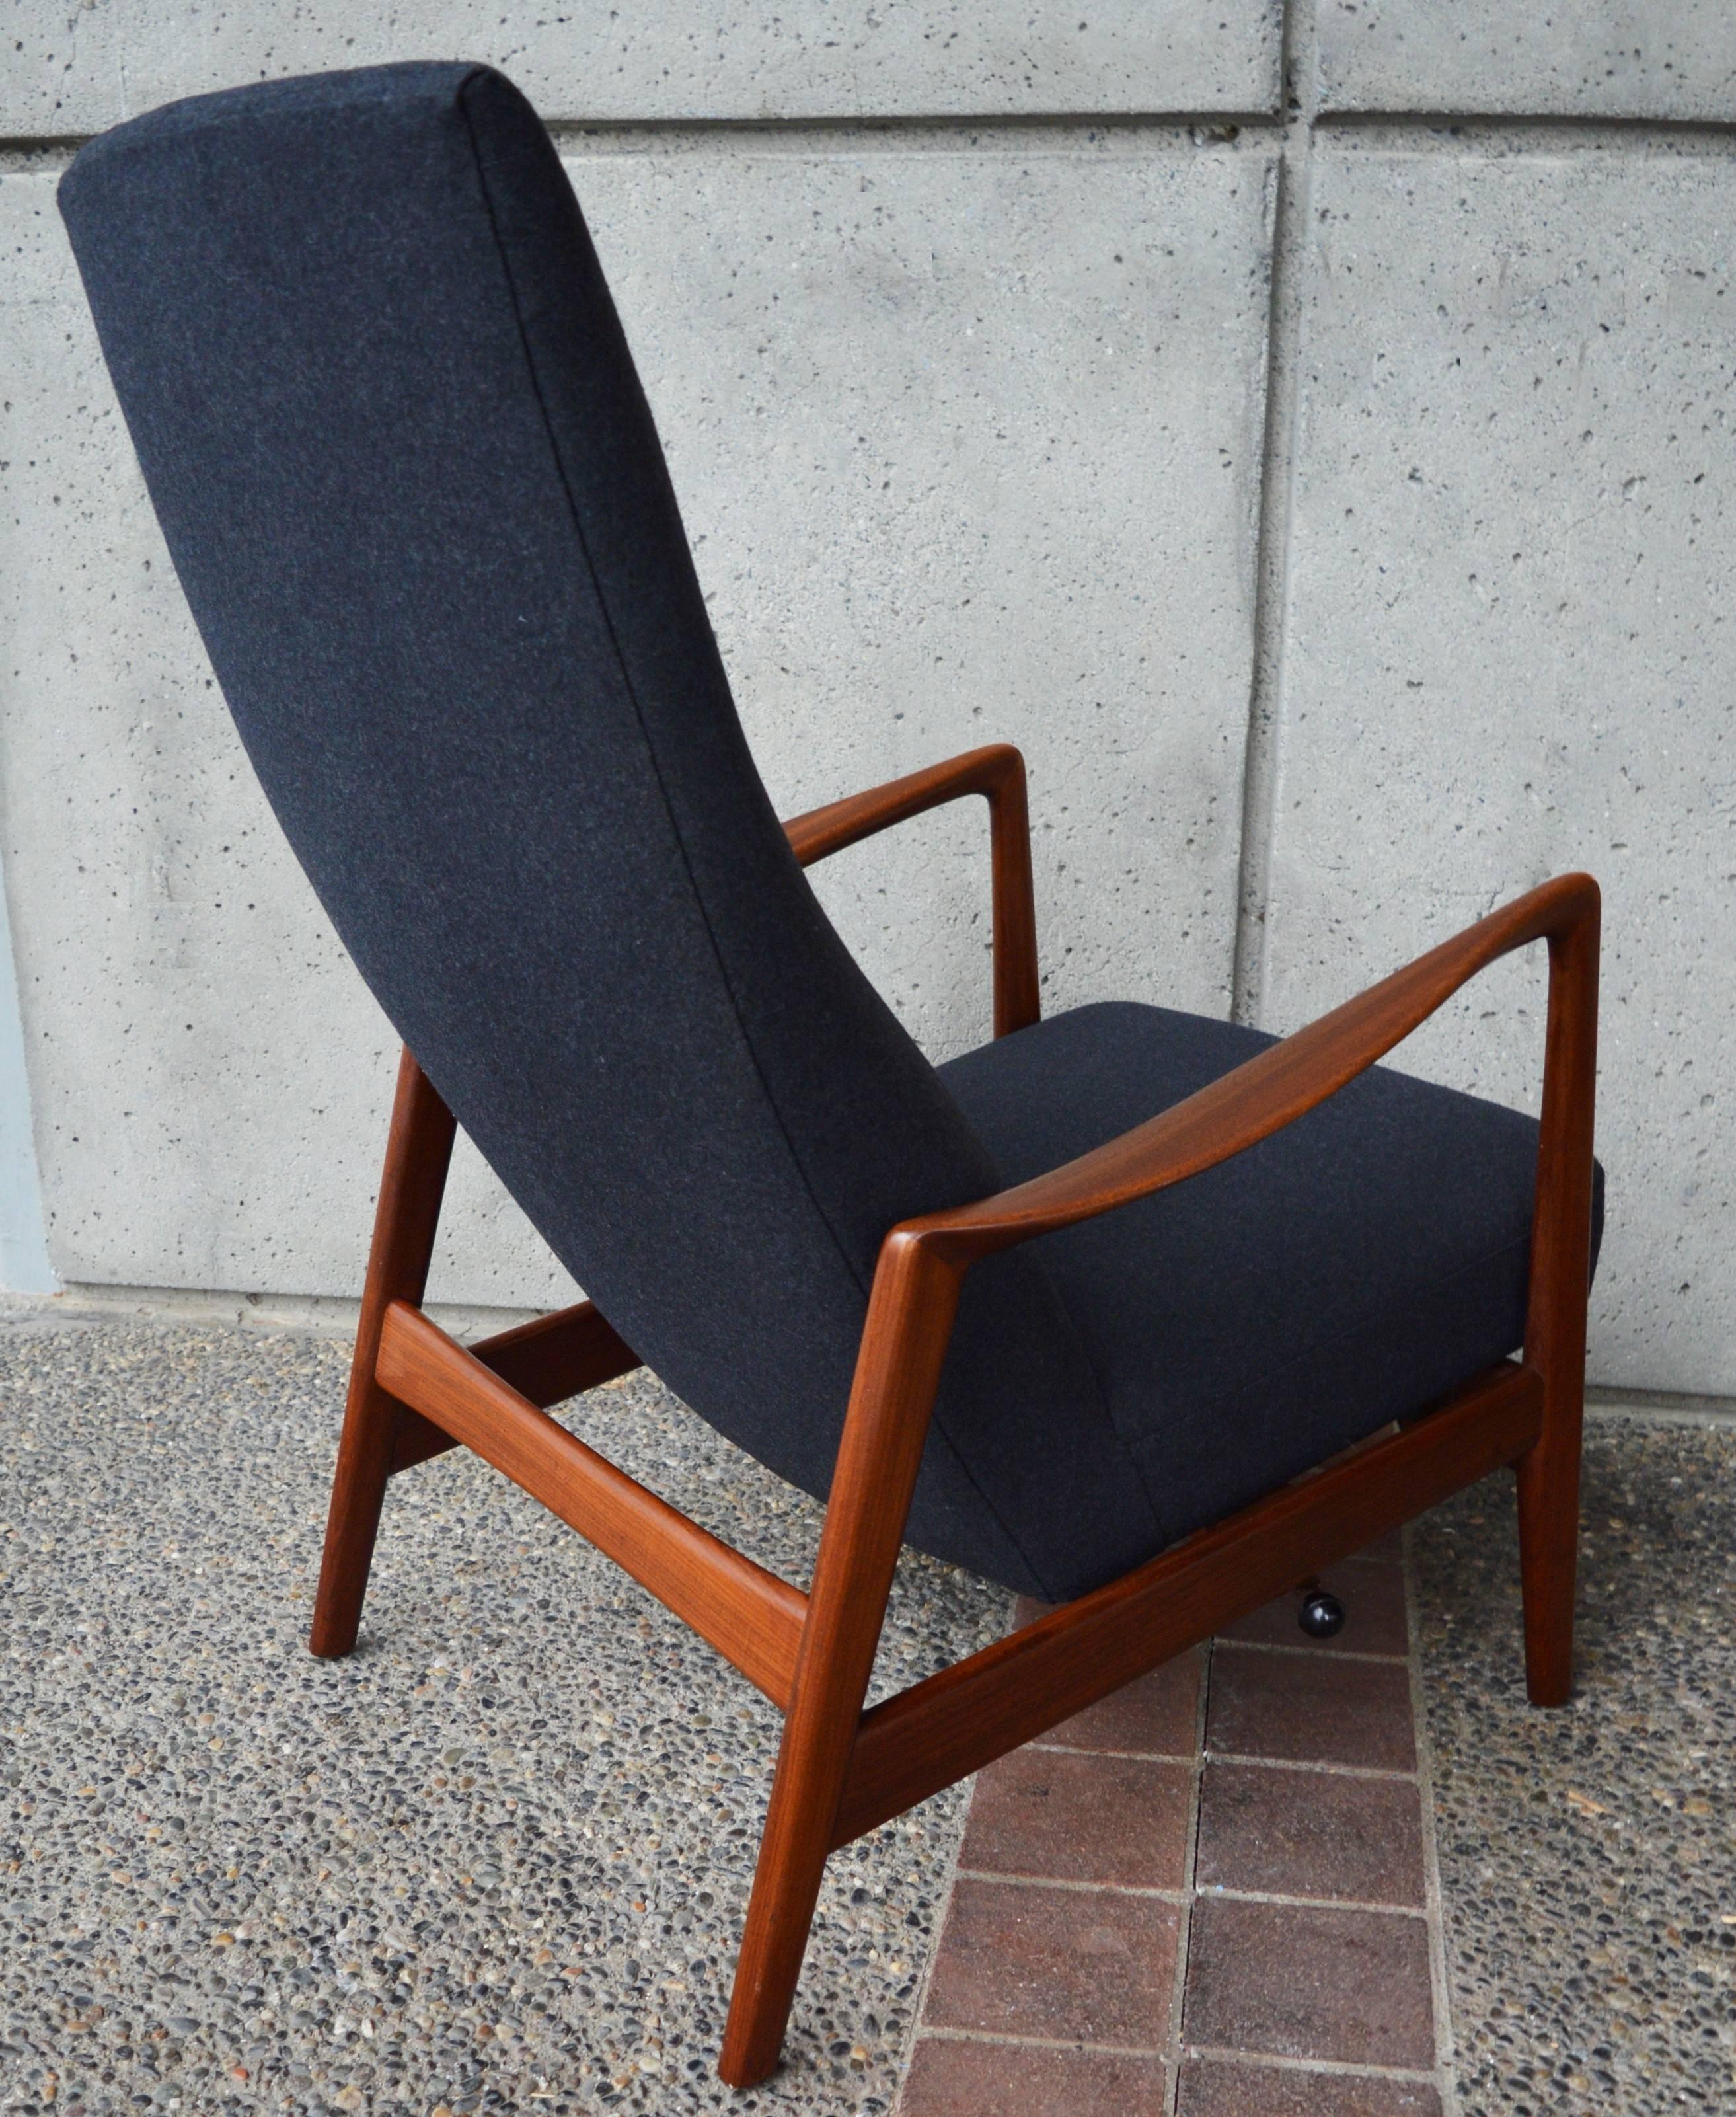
1298,1587 -> 1345,1639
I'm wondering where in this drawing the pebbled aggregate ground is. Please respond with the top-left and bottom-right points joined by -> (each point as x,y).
1412,1416 -> 1736,2116
0,1313 -> 1008,2117
7,1314 -> 1732,2117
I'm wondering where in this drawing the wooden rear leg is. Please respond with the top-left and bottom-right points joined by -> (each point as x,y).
309,1048 -> 455,1658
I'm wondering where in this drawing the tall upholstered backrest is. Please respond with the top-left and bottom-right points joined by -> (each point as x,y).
59,63 -> 1158,1597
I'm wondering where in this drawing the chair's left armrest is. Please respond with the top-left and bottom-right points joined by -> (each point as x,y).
782,744 -> 1040,1036
899,871 -> 1600,1270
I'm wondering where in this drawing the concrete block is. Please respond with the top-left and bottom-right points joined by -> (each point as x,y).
1,1 -> 1281,137
0,855 -> 56,1293
1,1 -> 127,139
2,140 -> 1271,1299
1264,149 -> 1736,1395
576,142 -> 1272,1057
1318,1 -> 1736,122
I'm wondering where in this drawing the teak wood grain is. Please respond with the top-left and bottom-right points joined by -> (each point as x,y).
375,1300 -> 806,1707
720,1231 -> 963,2085
310,1048 -> 455,1659
832,1360 -> 1540,1847
718,863 -> 1598,2084
1515,894 -> 1601,1705
783,742 -> 1039,1037
387,1299 -> 641,1473
901,871 -> 1600,1262
307,746 -> 1599,2093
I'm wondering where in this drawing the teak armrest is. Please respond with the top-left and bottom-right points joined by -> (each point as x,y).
903,870 -> 1601,1266
782,744 -> 1040,1036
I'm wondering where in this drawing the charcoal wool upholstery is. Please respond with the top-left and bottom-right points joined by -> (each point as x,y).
59,63 -> 1602,1605
941,1004 -> 1603,1540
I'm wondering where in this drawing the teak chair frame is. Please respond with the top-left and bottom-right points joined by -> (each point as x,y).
307,742 -> 1599,2089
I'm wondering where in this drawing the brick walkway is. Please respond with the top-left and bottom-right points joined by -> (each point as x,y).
897,1534 -> 1450,2116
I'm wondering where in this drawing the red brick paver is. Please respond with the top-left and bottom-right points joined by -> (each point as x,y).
1040,1644 -> 1204,1755
1205,1644 -> 1418,1771
1183,1896 -> 1435,2069
923,1876 -> 1181,2044
903,2037 -> 1171,2115
1176,2058 -> 1443,2116
898,1543 -> 1449,2116
960,1748 -> 1192,1888
1195,1759 -> 1426,1905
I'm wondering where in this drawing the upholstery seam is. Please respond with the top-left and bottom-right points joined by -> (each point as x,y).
453,76 -> 1045,1586
1069,1295 -> 1170,1552
455,73 -> 858,1296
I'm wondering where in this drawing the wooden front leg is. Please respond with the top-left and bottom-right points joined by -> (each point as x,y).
309,1047 -> 456,1658
1515,895 -> 1600,1706
719,1233 -> 962,2088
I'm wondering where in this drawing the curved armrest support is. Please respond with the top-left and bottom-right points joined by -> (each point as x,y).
904,871 -> 1601,1267
782,744 -> 1040,1036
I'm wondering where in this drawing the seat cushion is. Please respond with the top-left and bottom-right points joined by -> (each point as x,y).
939,1001 -> 1604,1570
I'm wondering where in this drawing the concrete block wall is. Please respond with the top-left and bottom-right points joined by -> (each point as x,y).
1,1 -> 1732,1397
